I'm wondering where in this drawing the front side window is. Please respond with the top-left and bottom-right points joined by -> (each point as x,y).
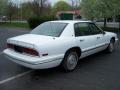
74,23 -> 90,37
30,22 -> 68,37
88,23 -> 102,35
74,22 -> 102,37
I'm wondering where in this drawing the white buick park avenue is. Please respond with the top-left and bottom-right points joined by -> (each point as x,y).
3,20 -> 118,71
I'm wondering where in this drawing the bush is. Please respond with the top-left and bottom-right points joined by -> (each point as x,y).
27,15 -> 56,29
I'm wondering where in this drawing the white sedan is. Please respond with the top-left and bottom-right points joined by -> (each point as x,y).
3,20 -> 118,71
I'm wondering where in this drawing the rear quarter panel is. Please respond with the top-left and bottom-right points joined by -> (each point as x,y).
36,37 -> 77,58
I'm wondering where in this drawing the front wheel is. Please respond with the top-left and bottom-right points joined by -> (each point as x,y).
106,39 -> 115,53
62,51 -> 79,72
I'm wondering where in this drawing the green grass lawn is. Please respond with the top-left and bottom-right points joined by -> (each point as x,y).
0,22 -> 29,29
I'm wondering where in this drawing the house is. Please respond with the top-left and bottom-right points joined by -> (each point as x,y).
56,10 -> 81,20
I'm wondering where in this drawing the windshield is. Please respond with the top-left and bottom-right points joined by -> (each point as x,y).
30,22 -> 68,37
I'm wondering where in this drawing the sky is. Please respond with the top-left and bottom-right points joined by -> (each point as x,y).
49,0 -> 70,5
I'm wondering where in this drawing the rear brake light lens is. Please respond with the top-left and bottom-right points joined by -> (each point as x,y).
7,43 -> 39,56
7,43 -> 14,49
23,48 -> 39,56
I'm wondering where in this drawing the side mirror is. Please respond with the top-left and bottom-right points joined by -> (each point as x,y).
103,31 -> 106,35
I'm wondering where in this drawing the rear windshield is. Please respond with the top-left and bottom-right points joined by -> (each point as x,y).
30,22 -> 68,37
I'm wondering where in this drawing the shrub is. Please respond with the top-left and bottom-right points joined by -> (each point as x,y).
27,15 -> 56,29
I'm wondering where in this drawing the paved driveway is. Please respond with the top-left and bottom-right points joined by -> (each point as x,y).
0,28 -> 120,90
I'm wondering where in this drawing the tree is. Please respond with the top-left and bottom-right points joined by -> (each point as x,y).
95,0 -> 115,28
81,0 -> 120,28
96,0 -> 120,29
114,0 -> 120,30
0,0 -> 8,15
21,1 -> 52,19
21,2 -> 34,19
7,2 -> 19,22
29,0 -> 49,16
81,0 -> 98,20
52,1 -> 71,14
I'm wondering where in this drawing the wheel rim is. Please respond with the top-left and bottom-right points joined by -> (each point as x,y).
66,52 -> 78,70
109,42 -> 114,52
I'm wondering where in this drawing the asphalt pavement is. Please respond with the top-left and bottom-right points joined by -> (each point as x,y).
0,28 -> 120,90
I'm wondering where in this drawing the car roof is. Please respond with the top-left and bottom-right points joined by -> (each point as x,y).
50,20 -> 92,24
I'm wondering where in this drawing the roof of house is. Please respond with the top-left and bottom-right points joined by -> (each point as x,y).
57,10 -> 80,15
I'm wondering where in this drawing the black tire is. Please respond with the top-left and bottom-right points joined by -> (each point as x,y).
61,50 -> 79,72
106,39 -> 115,53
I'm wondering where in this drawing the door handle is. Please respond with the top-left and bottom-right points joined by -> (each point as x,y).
80,39 -> 85,42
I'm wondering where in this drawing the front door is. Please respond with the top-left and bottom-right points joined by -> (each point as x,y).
88,23 -> 107,49
74,22 -> 97,58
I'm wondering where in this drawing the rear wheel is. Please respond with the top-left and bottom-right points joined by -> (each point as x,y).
106,39 -> 115,53
62,51 -> 79,72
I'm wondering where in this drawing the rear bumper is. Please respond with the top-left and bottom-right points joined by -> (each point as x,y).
3,49 -> 63,69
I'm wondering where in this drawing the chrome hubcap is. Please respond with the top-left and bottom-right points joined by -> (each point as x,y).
109,42 -> 114,52
67,52 -> 78,70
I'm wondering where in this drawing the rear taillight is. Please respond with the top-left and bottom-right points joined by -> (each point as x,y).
7,43 -> 39,56
23,48 -> 39,56
7,43 -> 14,49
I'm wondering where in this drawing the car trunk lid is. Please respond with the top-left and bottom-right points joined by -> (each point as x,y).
7,34 -> 56,49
